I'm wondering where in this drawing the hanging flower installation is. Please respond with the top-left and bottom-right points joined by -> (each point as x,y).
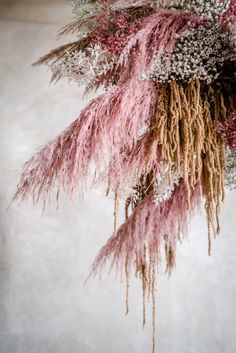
14,0 -> 236,352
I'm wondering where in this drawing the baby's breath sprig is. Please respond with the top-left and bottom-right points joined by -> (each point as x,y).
225,150 -> 236,190
49,44 -> 115,87
157,0 -> 231,20
146,24 -> 232,83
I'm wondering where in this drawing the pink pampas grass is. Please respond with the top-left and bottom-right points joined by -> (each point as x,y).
90,179 -> 201,277
14,79 -> 158,203
99,132 -> 163,192
116,9 -> 202,82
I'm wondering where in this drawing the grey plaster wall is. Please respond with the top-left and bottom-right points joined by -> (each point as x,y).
0,1 -> 236,353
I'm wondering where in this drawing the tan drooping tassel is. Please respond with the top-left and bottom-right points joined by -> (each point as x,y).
125,255 -> 130,315
152,80 -> 226,252
201,85 -> 226,253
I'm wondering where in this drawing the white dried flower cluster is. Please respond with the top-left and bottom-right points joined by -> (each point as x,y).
225,151 -> 236,190
72,0 -> 97,17
154,169 -> 181,204
157,0 -> 231,20
146,24 -> 232,83
71,1 -> 99,37
50,45 -> 115,87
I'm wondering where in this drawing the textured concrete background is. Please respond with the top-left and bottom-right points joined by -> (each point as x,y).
0,1 -> 236,353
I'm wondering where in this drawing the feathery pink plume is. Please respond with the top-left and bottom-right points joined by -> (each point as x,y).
90,180 -> 201,277
14,79 -> 158,203
97,132 -> 162,191
116,9 -> 202,82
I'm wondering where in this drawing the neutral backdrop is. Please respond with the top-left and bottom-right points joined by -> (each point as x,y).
0,1 -> 236,353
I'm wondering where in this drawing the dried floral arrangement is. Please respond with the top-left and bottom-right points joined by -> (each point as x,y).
14,1 -> 236,352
